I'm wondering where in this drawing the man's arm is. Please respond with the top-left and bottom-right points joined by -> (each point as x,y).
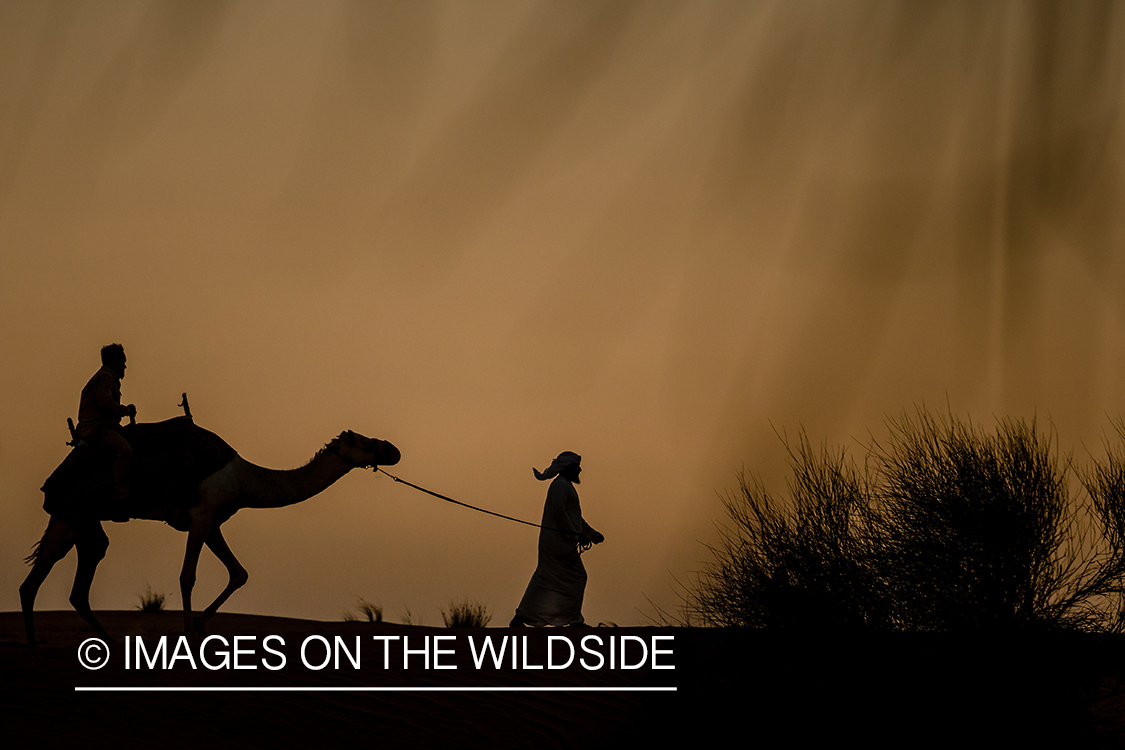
578,519 -> 604,545
568,491 -> 604,545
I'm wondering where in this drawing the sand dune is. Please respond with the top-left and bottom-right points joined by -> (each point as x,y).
3,611 -> 1123,748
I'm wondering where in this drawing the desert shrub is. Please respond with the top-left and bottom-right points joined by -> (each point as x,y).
691,434 -> 883,630
1074,421 -> 1125,632
441,598 -> 492,628
136,585 -> 166,612
874,412 -> 1073,631
691,409 -> 1125,632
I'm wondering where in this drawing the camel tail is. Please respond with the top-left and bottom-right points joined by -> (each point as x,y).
24,539 -> 41,565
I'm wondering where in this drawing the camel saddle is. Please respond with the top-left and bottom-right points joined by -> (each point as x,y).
41,417 -> 238,522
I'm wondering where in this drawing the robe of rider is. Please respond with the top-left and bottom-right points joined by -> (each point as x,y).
76,365 -> 133,501
515,474 -> 599,626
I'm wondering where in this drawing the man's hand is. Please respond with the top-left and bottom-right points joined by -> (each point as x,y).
126,404 -> 137,419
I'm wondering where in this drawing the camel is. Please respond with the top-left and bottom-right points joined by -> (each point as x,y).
20,428 -> 400,645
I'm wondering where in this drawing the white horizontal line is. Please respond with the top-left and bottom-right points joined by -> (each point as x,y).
75,686 -> 677,693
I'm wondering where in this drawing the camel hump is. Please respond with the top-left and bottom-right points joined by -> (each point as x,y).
42,418 -> 238,520
126,417 -> 237,474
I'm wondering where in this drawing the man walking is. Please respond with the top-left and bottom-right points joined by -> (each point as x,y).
510,451 -> 604,627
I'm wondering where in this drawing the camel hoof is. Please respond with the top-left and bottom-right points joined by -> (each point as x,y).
192,616 -> 206,636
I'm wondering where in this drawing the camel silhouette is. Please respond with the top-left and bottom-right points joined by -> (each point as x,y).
20,426 -> 400,645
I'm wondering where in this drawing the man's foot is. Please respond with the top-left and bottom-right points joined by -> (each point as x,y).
509,614 -> 529,628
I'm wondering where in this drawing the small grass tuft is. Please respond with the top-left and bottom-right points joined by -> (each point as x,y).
136,585 -> 166,612
441,598 -> 492,628
343,598 -> 383,623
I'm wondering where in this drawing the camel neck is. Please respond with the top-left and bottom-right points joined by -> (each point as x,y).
239,449 -> 354,509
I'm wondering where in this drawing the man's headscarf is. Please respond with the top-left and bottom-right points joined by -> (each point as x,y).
534,451 -> 581,481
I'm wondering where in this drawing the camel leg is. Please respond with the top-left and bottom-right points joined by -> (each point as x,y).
180,517 -> 211,636
195,526 -> 248,634
19,517 -> 77,648
70,523 -> 113,642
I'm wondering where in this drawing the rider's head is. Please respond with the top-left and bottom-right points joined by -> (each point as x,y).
101,343 -> 126,377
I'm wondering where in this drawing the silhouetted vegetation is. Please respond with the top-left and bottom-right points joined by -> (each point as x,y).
343,598 -> 383,623
441,598 -> 492,628
1075,419 -> 1125,630
136,585 -> 166,612
691,409 -> 1125,632
399,606 -> 423,626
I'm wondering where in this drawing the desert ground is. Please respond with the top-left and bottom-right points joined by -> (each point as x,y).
2,611 -> 1124,748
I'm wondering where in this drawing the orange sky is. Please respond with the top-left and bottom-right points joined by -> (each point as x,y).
3,1 -> 1125,627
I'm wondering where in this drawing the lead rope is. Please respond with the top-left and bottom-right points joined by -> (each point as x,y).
376,468 -> 593,552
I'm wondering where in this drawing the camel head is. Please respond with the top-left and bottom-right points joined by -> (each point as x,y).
332,430 -> 401,469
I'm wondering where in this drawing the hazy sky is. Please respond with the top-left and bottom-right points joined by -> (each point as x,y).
4,1 -> 1125,627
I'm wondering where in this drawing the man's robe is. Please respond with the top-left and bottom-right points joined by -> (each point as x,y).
515,475 -> 598,626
